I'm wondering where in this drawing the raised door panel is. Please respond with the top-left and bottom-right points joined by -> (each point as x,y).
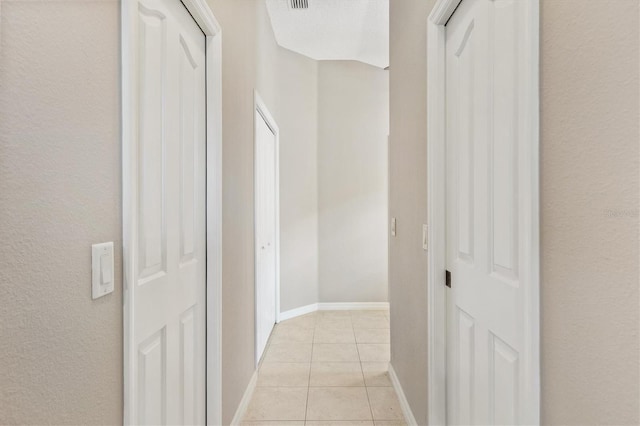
490,0 -> 519,283
138,5 -> 167,283
489,334 -> 519,425
138,328 -> 167,425
179,36 -> 198,266
454,20 -> 476,265
180,306 -> 197,425
456,309 -> 475,426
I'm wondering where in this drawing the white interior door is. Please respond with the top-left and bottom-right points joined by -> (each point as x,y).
132,0 -> 206,423
255,109 -> 278,364
445,0 -> 536,424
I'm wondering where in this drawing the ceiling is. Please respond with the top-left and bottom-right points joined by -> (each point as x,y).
265,0 -> 389,69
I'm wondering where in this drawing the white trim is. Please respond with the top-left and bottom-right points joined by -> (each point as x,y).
389,363 -> 418,426
181,0 -> 221,35
253,91 -> 281,365
430,0 -> 462,25
278,303 -> 318,322
121,0 -> 223,424
523,1 -> 541,422
278,302 -> 391,322
426,3 -> 456,424
203,4 -> 223,424
426,0 -> 540,425
317,302 -> 390,311
229,371 -> 258,426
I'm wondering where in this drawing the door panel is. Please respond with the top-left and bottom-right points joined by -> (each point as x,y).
255,111 -> 277,364
446,0 -> 531,424
456,308 -> 475,426
180,306 -> 197,425
489,333 -> 519,425
179,36 -> 199,264
133,0 -> 206,424
454,19 -> 475,264
138,5 -> 166,281
138,328 -> 167,425
490,0 -> 520,282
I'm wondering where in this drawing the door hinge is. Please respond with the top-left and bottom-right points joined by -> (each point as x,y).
445,270 -> 452,288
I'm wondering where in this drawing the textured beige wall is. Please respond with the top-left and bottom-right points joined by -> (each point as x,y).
318,61 -> 389,303
389,0 -> 640,424
388,0 -> 435,424
540,1 -> 639,424
0,1 -> 315,423
205,0 -> 259,423
206,0 -> 320,422
0,1 -> 123,424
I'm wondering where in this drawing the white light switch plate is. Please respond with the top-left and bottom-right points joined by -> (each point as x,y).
92,242 -> 114,299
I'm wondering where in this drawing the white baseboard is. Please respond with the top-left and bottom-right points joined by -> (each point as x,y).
278,303 -> 318,322
389,363 -> 418,426
230,370 -> 258,426
278,302 -> 390,322
318,302 -> 389,311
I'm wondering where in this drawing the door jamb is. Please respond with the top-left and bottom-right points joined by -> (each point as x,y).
253,91 -> 281,366
426,0 -> 540,424
121,0 -> 223,424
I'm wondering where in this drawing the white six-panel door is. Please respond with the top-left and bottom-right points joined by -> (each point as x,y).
255,109 -> 278,364
445,0 -> 534,424
132,0 -> 206,423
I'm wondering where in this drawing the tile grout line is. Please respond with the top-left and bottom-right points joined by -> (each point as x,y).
304,317 -> 317,424
354,329 -> 377,424
266,310 -> 392,424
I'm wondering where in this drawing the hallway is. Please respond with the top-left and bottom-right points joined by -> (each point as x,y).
2,0 -> 639,424
241,309 -> 406,425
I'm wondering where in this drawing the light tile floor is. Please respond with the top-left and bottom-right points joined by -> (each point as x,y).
242,309 -> 406,426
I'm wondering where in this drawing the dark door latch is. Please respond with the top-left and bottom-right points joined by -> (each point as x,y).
445,270 -> 452,288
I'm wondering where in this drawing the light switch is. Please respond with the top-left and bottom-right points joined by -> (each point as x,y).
92,242 -> 114,299
422,225 -> 428,251
101,253 -> 112,284
391,217 -> 397,237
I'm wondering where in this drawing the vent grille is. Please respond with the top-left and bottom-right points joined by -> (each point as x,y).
290,0 -> 309,9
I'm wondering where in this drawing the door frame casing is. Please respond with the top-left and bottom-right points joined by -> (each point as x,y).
253,91 -> 281,366
121,0 -> 223,424
426,0 -> 540,424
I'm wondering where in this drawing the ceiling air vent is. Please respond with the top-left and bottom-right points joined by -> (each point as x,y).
290,0 -> 309,9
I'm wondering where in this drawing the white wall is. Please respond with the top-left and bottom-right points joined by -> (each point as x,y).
317,61 -> 389,303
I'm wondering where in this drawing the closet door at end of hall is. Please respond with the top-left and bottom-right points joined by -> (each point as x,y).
255,110 -> 277,364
